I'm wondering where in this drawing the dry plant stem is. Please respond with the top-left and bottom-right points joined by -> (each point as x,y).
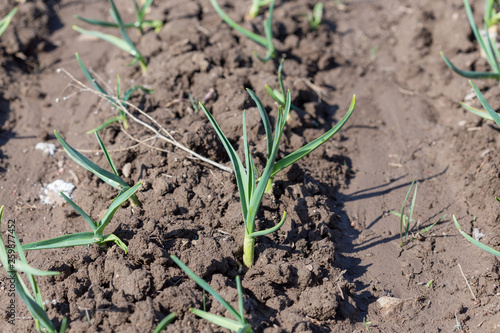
458,263 -> 477,300
58,67 -> 232,173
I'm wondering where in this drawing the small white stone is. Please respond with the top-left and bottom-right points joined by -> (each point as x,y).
39,180 -> 75,205
122,163 -> 132,178
473,228 -> 485,241
35,142 -> 57,157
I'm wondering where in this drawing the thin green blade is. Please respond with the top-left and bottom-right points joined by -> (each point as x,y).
54,130 -> 128,189
73,25 -> 136,56
247,89 -> 273,158
101,233 -> 128,253
98,182 -> 142,233
470,80 -> 500,127
87,116 -> 120,134
200,102 -> 249,218
74,15 -> 121,28
242,111 -> 253,212
390,211 -> 416,223
60,191 -> 98,232
419,214 -> 446,235
122,85 -> 153,102
15,276 -> 57,332
170,255 -> 241,321
152,313 -> 177,333
313,3 -> 324,23
248,211 -> 287,238
95,132 -> 119,176
247,93 -> 292,228
21,232 -> 100,251
109,0 -> 134,47
236,276 -> 245,321
0,7 -> 17,37
277,58 -> 285,97
454,215 -> 500,257
190,309 -> 246,331
459,102 -> 498,121
270,95 -> 355,178
76,53 -> 121,112
463,0 -> 497,70
440,52 -> 500,79
209,0 -> 268,47
406,182 -> 418,238
13,261 -> 60,276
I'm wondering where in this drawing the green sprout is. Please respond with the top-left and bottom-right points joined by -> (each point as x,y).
75,0 -> 162,34
200,85 -> 354,267
441,0 -> 500,80
152,313 -> 177,333
0,206 -> 67,333
21,182 -> 140,253
454,214 -> 500,257
20,131 -> 142,253
265,59 -> 292,110
265,58 -> 319,126
210,0 -> 276,62
246,0 -> 273,20
73,0 -> 149,72
188,93 -> 200,112
452,82 -> 500,256
263,60 -> 355,193
55,130 -> 141,206
461,80 -> 500,125
0,7 -> 17,37
363,317 -> 372,332
425,279 -> 434,288
75,53 -> 153,133
390,177 -> 446,247
307,3 -> 324,31
453,312 -> 463,331
170,255 -> 253,332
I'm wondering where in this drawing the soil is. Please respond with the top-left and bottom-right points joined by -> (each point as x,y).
1,0 -> 500,332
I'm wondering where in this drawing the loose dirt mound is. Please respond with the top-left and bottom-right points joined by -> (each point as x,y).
1,0 -> 499,332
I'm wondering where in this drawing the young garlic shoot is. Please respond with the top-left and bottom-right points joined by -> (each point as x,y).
264,59 -> 355,193
390,177 -> 445,246
201,85 -> 354,266
210,0 -> 276,62
308,3 -> 324,31
0,6 -> 17,37
441,0 -> 500,80
21,182 -> 140,253
171,255 -> 253,332
461,80 -> 500,126
0,206 -> 67,333
20,131 -> 142,253
246,0 -> 273,20
73,0 -> 148,72
76,53 -> 153,133
75,0 -> 162,34
55,130 -> 141,206
264,58 -> 320,127
152,313 -> 177,333
454,215 -> 500,257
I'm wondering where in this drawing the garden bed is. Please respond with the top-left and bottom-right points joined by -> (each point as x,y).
1,0 -> 500,332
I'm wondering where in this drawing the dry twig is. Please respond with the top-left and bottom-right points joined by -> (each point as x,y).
57,67 -> 232,173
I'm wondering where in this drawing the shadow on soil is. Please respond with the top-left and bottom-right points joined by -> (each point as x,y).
0,94 -> 13,172
323,166 -> 450,322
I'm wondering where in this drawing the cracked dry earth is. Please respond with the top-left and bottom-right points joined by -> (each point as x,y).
1,0 -> 500,332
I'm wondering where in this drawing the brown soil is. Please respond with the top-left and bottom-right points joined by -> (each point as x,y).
1,0 -> 499,332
